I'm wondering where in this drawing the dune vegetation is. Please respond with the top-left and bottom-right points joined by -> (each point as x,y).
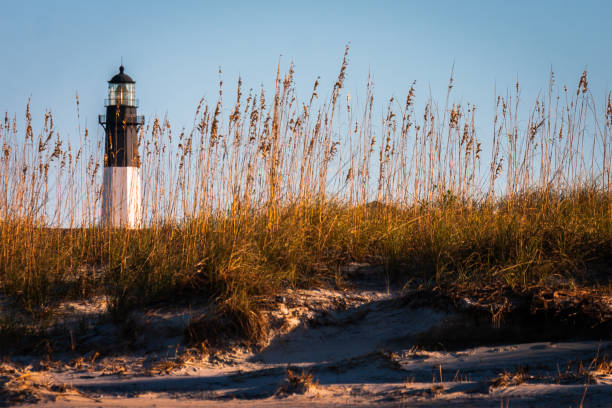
1,47 -> 610,343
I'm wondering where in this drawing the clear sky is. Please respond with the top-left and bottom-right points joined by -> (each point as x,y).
1,0 -> 611,143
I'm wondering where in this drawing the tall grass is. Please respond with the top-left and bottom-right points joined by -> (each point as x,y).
1,48 -> 610,337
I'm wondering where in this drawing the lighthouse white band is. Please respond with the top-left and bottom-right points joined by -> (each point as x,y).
101,166 -> 142,228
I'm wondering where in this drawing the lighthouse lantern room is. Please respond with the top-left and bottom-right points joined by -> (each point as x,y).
98,65 -> 144,227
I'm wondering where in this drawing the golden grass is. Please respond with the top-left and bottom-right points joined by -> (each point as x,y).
276,369 -> 318,396
490,366 -> 530,388
0,362 -> 83,404
0,47 -> 610,343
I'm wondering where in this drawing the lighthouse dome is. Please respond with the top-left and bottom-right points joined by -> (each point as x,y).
109,65 -> 135,84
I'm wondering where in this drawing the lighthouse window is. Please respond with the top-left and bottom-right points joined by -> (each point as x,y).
108,83 -> 135,106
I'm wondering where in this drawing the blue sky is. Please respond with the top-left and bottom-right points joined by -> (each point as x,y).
1,0 -> 611,142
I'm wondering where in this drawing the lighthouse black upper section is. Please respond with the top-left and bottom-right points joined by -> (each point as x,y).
104,105 -> 141,167
109,65 -> 135,84
99,66 -> 143,167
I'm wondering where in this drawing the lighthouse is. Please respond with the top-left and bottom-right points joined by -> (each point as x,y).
98,65 -> 144,228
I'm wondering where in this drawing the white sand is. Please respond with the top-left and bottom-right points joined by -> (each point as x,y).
3,280 -> 611,407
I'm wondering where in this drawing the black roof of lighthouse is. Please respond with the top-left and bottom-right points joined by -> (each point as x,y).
108,65 -> 135,84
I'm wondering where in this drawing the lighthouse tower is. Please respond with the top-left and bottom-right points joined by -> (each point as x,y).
98,65 -> 144,228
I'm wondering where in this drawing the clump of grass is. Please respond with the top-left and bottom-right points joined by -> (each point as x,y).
555,361 -> 597,385
490,365 -> 530,388
185,300 -> 268,348
275,369 -> 318,396
0,47 -> 610,346
592,355 -> 612,376
0,361 -> 81,404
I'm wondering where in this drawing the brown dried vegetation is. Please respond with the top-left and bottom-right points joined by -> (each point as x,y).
276,369 -> 318,396
0,48 -> 610,346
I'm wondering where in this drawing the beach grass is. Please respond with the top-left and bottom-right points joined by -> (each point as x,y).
1,48 -> 610,342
